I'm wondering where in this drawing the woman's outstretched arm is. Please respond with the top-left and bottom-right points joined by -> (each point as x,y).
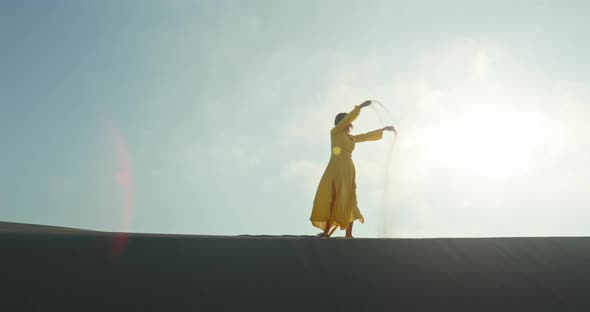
331,100 -> 372,134
352,126 -> 396,143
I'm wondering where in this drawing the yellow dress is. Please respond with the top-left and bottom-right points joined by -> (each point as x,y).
310,105 -> 384,231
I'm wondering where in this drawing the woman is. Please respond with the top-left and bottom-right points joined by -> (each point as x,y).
310,100 -> 395,238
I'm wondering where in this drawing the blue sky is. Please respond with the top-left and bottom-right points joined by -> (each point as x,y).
1,0 -> 589,237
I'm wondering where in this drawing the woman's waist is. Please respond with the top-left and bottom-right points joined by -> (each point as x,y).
328,154 -> 353,162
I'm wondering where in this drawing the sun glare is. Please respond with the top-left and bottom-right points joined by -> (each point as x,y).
425,111 -> 545,179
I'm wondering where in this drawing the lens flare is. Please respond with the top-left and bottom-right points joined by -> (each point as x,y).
106,121 -> 135,259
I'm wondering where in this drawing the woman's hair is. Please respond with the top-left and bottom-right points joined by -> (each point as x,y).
334,113 -> 347,126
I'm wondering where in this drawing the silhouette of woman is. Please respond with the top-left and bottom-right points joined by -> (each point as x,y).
311,100 -> 396,238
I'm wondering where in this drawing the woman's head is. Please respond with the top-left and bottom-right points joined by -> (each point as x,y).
334,112 -> 353,132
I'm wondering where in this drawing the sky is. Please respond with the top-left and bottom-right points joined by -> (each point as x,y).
1,0 -> 589,237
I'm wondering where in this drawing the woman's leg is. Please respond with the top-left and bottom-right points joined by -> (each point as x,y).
322,180 -> 337,236
322,222 -> 331,236
345,221 -> 354,238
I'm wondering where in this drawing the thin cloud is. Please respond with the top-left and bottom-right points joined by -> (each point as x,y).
281,159 -> 324,194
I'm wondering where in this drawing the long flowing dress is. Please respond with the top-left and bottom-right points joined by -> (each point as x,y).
310,105 -> 385,231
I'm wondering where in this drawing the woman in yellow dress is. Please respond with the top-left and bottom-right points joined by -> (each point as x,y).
311,100 -> 395,238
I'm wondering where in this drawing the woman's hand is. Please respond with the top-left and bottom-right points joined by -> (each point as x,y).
383,126 -> 397,133
359,100 -> 372,108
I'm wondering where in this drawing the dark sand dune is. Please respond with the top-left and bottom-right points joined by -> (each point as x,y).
0,221 -> 96,233
2,222 -> 590,310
